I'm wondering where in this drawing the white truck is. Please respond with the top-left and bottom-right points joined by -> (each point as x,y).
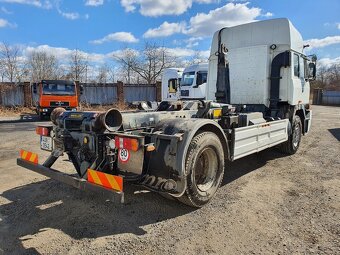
18,18 -> 316,208
161,68 -> 184,101
180,62 -> 208,100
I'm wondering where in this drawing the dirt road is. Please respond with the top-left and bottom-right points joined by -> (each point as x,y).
0,105 -> 339,254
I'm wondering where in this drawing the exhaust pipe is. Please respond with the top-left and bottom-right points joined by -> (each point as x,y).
50,107 -> 66,125
92,108 -> 123,132
104,108 -> 123,131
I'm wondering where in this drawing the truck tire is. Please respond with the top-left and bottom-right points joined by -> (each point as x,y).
178,131 -> 225,207
279,115 -> 302,155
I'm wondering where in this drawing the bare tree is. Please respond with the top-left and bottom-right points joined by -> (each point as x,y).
97,65 -> 109,84
328,63 -> 340,87
113,43 -> 176,84
187,51 -> 206,66
312,62 -> 340,90
27,51 -> 59,81
107,65 -> 116,83
113,48 -> 138,84
0,59 -> 5,82
69,49 -> 88,82
0,43 -> 20,82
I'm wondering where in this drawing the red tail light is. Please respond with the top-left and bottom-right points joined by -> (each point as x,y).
115,136 -> 139,151
36,126 -> 50,136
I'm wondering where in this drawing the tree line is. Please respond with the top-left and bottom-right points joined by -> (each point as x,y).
0,42 -> 205,85
311,63 -> 340,90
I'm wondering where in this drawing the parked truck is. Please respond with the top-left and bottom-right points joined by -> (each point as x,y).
18,19 -> 316,207
161,68 -> 184,101
33,80 -> 81,120
180,62 -> 208,100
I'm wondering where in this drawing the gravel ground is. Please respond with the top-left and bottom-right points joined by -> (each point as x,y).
0,105 -> 339,254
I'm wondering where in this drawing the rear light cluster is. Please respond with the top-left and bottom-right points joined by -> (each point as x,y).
36,126 -> 51,136
115,136 -> 139,151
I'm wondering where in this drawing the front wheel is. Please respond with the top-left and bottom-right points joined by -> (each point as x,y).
178,131 -> 225,207
279,115 -> 302,155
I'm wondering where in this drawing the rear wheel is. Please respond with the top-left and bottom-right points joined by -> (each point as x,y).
279,115 -> 302,155
178,131 -> 225,207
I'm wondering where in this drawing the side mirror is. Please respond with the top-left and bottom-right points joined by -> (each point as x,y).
80,85 -> 84,95
33,83 -> 37,94
308,63 -> 316,80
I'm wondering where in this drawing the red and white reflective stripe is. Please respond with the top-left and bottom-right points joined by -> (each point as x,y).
119,137 -> 124,148
36,126 -> 50,136
114,136 -> 139,151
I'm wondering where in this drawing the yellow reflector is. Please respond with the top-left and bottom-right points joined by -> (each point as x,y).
87,169 -> 123,192
213,109 -> 222,118
20,149 -> 38,164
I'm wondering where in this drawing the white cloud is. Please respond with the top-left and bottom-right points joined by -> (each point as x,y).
165,47 -> 195,58
164,47 -> 210,59
186,2 -> 261,37
1,6 -> 13,14
142,2 -> 271,39
90,32 -> 139,44
0,18 -> 16,28
109,48 -> 140,59
85,0 -> 104,7
59,11 -> 80,20
304,36 -> 340,49
337,23 -> 340,30
120,0 -> 215,17
318,57 -> 340,68
185,37 -> 203,48
263,12 -> 273,17
143,22 -> 186,38
0,0 -> 52,9
23,45 -> 108,63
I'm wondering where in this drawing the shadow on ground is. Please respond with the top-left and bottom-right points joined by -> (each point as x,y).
328,128 -> 340,141
0,148 -> 287,254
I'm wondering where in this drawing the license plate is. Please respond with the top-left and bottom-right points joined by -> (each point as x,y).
40,136 -> 53,151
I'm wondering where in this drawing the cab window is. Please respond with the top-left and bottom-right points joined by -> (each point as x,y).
168,79 -> 177,93
196,71 -> 207,86
293,53 -> 300,77
300,56 -> 305,79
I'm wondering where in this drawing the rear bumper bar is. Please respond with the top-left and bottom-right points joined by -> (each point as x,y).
17,158 -> 124,203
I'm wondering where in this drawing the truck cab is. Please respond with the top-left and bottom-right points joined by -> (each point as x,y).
33,80 -> 80,120
161,68 -> 184,101
180,63 -> 208,100
207,18 -> 315,114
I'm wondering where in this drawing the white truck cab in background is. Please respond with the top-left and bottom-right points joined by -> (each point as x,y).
161,68 -> 184,101
180,63 -> 208,100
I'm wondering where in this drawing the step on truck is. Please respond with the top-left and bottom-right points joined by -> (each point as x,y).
18,18 -> 316,207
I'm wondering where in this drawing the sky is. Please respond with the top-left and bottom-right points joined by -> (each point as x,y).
0,0 -> 339,68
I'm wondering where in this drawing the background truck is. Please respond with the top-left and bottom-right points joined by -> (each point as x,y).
180,62 -> 208,100
161,68 -> 184,101
18,18 -> 316,208
33,80 -> 81,120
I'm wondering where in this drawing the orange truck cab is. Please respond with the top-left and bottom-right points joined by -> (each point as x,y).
33,80 -> 81,119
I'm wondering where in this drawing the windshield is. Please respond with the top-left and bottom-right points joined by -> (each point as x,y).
181,72 -> 195,86
42,83 -> 76,95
